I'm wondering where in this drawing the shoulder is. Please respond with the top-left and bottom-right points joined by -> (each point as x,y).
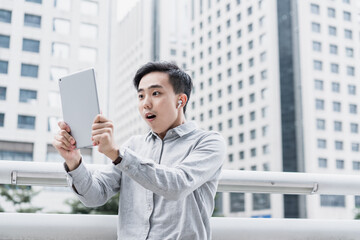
190,128 -> 226,151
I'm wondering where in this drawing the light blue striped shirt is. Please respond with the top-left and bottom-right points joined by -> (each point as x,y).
66,121 -> 226,240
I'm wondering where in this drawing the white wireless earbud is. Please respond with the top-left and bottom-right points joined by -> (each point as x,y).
177,100 -> 183,108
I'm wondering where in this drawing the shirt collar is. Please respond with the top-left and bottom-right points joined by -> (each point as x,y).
145,121 -> 198,142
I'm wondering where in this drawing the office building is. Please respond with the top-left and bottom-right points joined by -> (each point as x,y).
0,0 -> 111,212
187,0 -> 360,219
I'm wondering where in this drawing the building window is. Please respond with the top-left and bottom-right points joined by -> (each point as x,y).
315,79 -> 323,90
313,60 -> 322,70
248,40 -> 253,50
53,18 -> 70,34
228,153 -> 233,162
330,63 -> 339,73
239,151 -> 244,160
0,113 -> 4,127
329,44 -> 338,55
24,14 -> 41,28
237,13 -> 241,22
0,35 -> 10,48
315,99 -> 324,110
250,111 -> 256,121
208,110 -> 213,119
250,148 -> 256,157
54,0 -> 71,11
218,122 -> 222,131
336,159 -> 344,169
0,9 -> 12,23
18,115 -> 36,129
262,125 -> 268,137
334,121 -> 342,132
261,70 -> 267,80
249,93 -> 255,103
355,196 -> 360,208
0,141 -> 33,161
22,38 -> 40,53
311,22 -> 320,33
335,141 -> 343,150
262,145 -> 269,155
261,107 -> 267,118
260,51 -> 266,62
352,143 -> 359,152
248,23 -> 253,33
239,133 -> 244,143
0,87 -> 6,100
349,104 -> 357,114
317,139 -> 326,149
0,60 -> 8,74
316,119 -> 325,130
318,158 -> 327,168
230,193 -> 245,212
353,161 -> 360,170
237,46 -> 242,55
80,0 -> 98,16
343,11 -> 351,21
50,66 -> 68,81
26,0 -> 42,3
328,26 -> 337,36
52,42 -> 70,59
238,115 -> 244,125
252,193 -> 271,210
346,47 -> 353,58
249,75 -> 254,85
227,68 -> 232,77
237,63 -> 242,72
249,58 -> 254,67
351,123 -> 358,133
21,63 -> 38,78
332,82 -> 340,93
238,80 -> 243,90
19,89 -> 37,103
344,29 -> 352,39
327,8 -> 335,18
320,195 -> 345,207
311,4 -> 319,14
218,106 -> 222,115
227,102 -> 232,111
228,136 -> 233,146
312,41 -> 321,52
348,85 -> 356,95
333,101 -> 341,112
218,89 -> 222,98
347,66 -> 355,76
227,51 -> 231,61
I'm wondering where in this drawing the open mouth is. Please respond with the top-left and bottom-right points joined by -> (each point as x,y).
145,113 -> 156,120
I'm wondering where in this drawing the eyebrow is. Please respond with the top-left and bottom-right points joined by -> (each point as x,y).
137,84 -> 163,93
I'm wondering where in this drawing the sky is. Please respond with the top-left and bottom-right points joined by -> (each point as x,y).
117,0 -> 139,21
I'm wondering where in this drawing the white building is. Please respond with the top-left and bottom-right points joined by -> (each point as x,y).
0,0 -> 111,212
110,0 -> 189,145
187,0 -> 360,219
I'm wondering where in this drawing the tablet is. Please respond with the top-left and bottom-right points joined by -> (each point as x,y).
59,68 -> 100,149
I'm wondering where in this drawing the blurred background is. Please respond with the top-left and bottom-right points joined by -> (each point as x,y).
0,0 -> 360,220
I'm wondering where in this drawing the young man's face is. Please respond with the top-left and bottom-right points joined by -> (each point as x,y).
137,71 -> 184,138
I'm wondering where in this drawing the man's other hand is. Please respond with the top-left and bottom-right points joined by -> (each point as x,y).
92,114 -> 119,161
52,121 -> 81,171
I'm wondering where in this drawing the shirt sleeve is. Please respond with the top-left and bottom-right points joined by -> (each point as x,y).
116,132 -> 226,200
65,158 -> 122,208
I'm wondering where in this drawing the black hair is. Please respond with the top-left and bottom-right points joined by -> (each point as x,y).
133,61 -> 193,113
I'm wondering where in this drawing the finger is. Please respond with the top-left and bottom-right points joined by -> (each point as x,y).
53,136 -> 75,151
58,121 -> 71,132
92,121 -> 113,130
93,114 -> 109,124
57,131 -> 76,148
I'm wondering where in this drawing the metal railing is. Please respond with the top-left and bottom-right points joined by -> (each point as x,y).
1,160 -> 360,239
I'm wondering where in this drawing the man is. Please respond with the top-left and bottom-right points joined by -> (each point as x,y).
53,62 -> 226,240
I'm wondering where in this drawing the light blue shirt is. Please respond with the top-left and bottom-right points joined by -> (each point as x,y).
66,121 -> 226,240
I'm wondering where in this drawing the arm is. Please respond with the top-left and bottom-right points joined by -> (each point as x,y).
117,133 -> 226,200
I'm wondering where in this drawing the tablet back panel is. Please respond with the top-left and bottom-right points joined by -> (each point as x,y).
59,69 -> 100,148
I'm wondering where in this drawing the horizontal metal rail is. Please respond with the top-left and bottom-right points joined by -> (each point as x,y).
0,213 -> 359,240
1,160 -> 360,195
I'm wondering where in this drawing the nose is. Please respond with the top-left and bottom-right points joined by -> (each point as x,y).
142,96 -> 152,109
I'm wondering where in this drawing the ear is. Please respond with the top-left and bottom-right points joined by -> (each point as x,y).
178,93 -> 188,108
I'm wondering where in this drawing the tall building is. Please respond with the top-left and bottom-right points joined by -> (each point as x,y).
0,0 -> 111,212
187,0 -> 360,219
110,0 -> 189,144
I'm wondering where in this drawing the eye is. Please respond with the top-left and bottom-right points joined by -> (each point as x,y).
153,91 -> 160,96
138,94 -> 144,99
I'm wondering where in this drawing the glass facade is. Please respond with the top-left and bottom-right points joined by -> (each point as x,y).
21,63 -> 39,78
22,38 -> 40,53
24,13 -> 41,28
